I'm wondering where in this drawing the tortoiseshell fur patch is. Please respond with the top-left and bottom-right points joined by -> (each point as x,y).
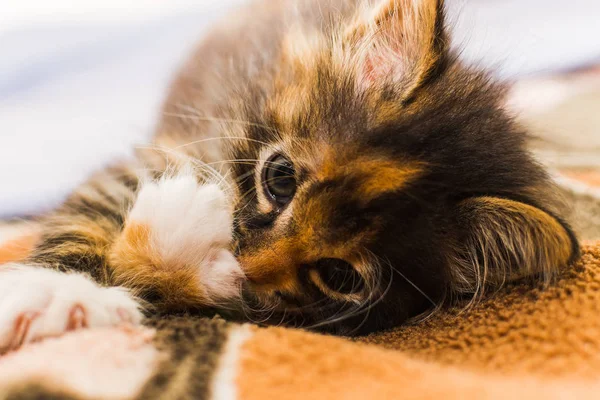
8,0 -> 579,336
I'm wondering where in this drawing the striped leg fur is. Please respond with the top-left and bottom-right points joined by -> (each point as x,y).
0,165 -> 240,350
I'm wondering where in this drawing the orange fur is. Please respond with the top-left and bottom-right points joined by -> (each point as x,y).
320,149 -> 425,199
109,223 -> 207,311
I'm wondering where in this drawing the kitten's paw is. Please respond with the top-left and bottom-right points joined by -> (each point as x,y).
0,265 -> 142,353
119,175 -> 243,304
129,176 -> 233,260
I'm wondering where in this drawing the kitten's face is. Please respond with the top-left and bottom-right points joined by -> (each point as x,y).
210,0 -> 577,335
233,133 -> 441,333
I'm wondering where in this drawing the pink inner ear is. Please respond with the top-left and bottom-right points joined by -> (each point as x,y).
359,48 -> 402,87
354,21 -> 409,88
362,56 -> 378,83
351,0 -> 440,90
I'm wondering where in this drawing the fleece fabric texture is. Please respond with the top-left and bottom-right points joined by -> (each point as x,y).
1,245 -> 600,399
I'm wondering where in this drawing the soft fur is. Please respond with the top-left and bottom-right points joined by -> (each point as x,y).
0,0 -> 578,343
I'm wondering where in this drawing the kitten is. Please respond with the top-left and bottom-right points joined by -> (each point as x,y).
0,0 -> 579,348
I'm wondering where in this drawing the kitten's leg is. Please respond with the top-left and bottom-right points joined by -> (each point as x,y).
0,166 -> 241,351
108,174 -> 244,312
0,165 -> 143,352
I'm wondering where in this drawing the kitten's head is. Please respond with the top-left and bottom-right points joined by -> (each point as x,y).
207,0 -> 578,334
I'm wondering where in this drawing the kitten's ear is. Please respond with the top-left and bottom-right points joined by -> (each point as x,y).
345,0 -> 448,95
449,197 -> 578,294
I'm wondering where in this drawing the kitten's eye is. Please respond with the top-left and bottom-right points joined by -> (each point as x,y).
262,154 -> 296,206
315,258 -> 364,295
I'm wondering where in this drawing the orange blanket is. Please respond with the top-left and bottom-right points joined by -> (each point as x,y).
1,235 -> 599,399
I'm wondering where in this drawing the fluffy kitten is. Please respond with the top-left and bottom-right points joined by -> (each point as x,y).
0,0 -> 578,348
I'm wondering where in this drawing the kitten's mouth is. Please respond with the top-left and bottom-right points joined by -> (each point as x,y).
239,281 -> 304,314
237,284 -> 370,334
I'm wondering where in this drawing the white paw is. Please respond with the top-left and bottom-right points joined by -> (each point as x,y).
0,265 -> 142,353
130,175 -> 244,302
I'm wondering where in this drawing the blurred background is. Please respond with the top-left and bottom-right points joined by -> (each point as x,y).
1,0 -> 600,218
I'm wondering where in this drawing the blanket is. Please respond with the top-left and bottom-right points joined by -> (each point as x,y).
1,68 -> 600,399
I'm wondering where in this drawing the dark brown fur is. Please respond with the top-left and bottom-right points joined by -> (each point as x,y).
22,0 -> 578,335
